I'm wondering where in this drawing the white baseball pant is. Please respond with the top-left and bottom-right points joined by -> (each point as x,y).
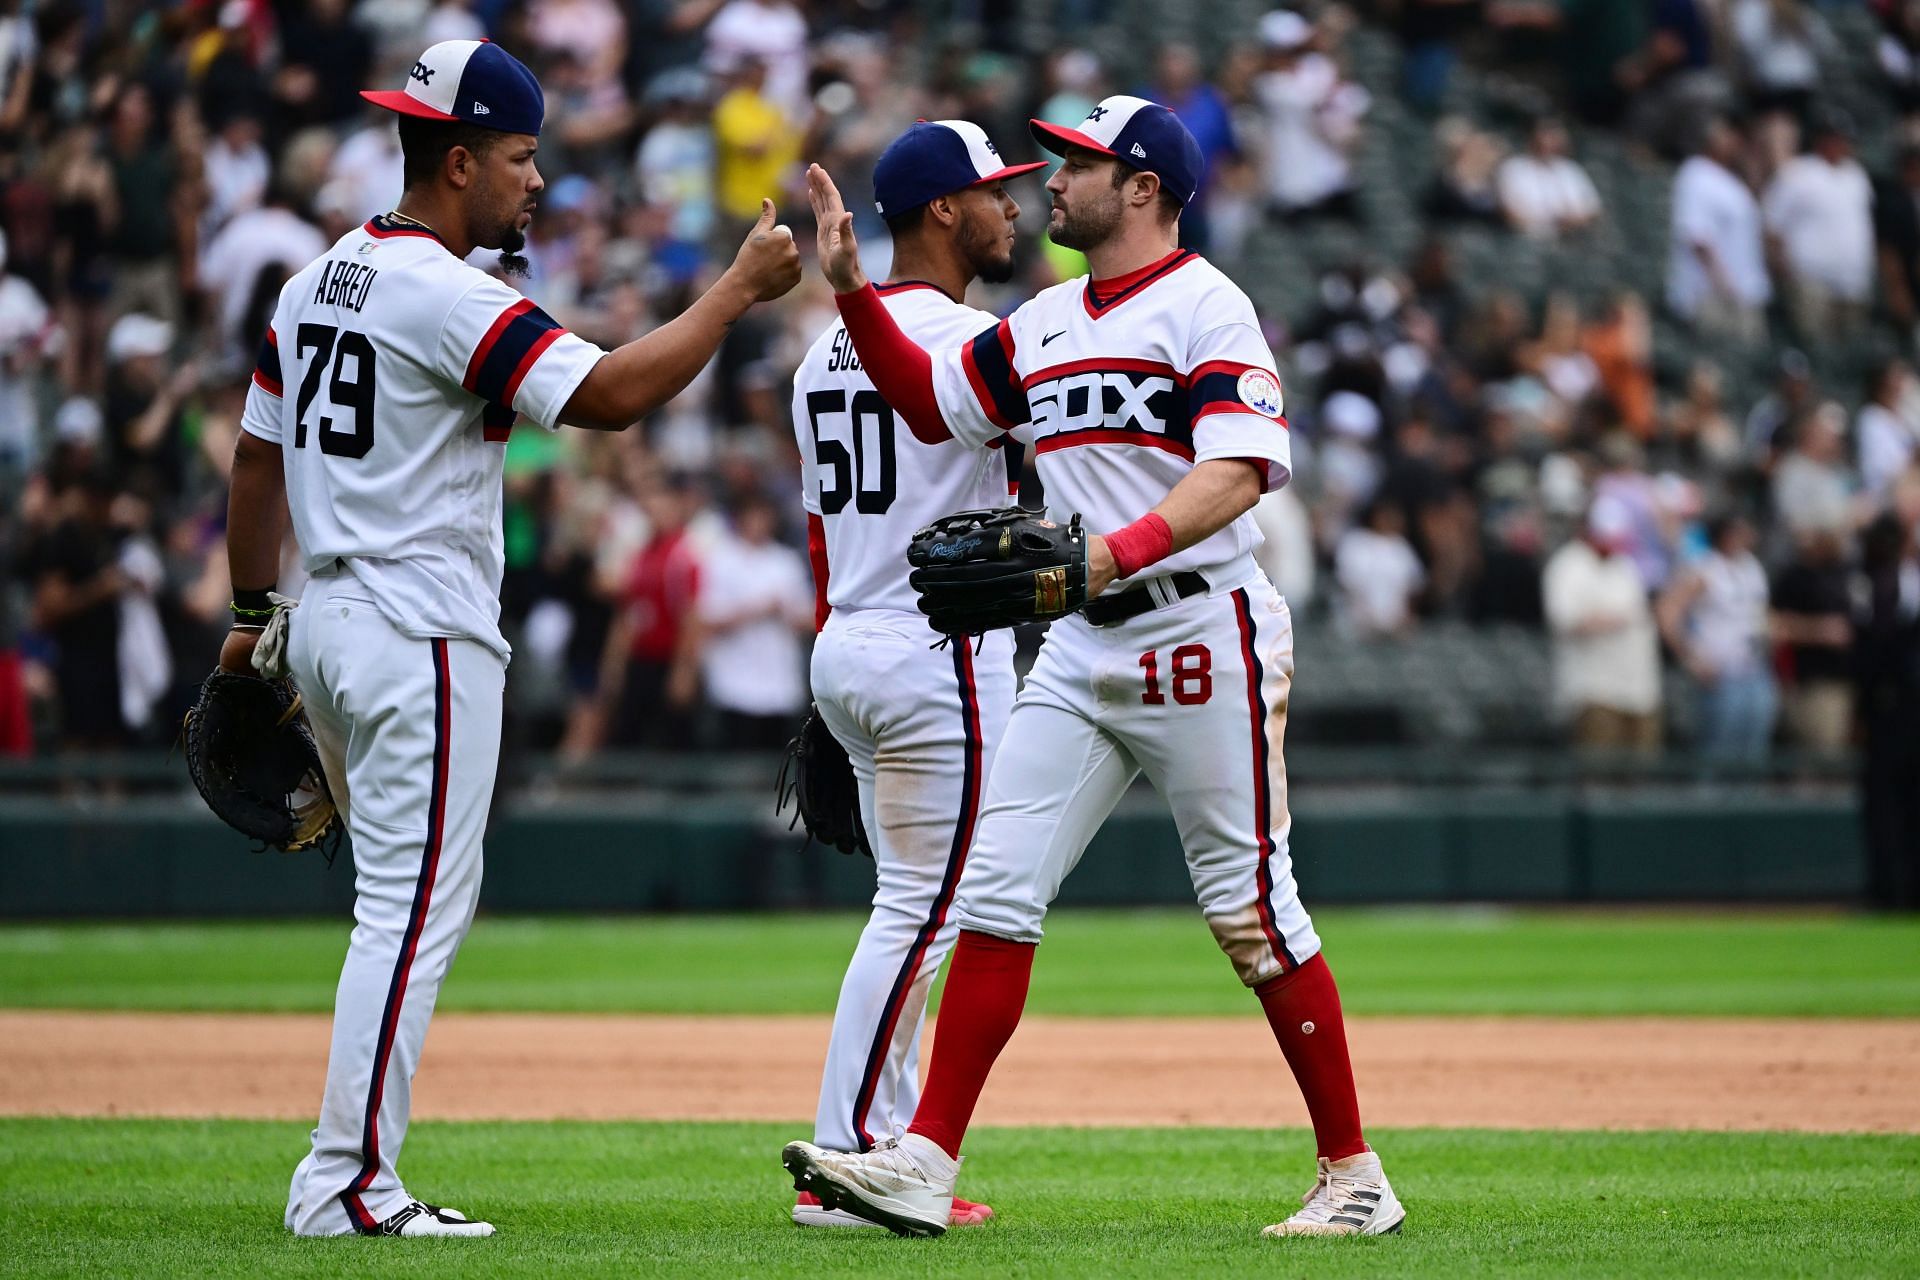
282,569 -> 502,1235
807,610 -> 1015,1152
955,573 -> 1321,986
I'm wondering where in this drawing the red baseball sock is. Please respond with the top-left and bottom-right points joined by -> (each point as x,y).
1255,953 -> 1366,1161
906,930 -> 1036,1158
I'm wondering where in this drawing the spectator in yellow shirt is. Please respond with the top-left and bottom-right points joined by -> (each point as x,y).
713,59 -> 799,225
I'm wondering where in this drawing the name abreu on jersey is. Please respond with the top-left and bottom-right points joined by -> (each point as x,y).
238,215 -> 606,660
792,282 -> 1015,618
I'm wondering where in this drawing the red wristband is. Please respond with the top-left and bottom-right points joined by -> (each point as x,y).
1104,512 -> 1173,580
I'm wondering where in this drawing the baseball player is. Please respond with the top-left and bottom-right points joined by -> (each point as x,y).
220,40 -> 799,1238
789,120 -> 1045,1229
782,96 -> 1403,1239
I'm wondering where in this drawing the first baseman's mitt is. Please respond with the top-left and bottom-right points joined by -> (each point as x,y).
182,670 -> 341,857
906,507 -> 1088,636
775,704 -> 871,857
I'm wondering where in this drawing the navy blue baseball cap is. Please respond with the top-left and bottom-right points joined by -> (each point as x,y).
872,120 -> 1049,219
361,40 -> 545,138
1029,94 -> 1205,205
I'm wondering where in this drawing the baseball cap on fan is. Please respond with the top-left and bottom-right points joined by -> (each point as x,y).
360,39 -> 545,137
872,120 -> 1050,219
1029,94 -> 1206,205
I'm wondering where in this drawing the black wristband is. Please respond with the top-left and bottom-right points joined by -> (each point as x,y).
233,587 -> 275,613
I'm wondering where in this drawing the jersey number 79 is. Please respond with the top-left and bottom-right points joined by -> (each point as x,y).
293,323 -> 378,459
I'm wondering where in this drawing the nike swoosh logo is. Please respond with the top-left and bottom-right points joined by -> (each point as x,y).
1041,330 -> 1066,346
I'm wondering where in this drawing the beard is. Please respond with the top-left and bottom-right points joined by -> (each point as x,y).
495,217 -> 530,278
958,214 -> 1016,284
1047,193 -> 1121,251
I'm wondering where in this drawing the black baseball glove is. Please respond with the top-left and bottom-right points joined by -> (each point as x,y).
776,704 -> 871,857
906,507 -> 1088,636
182,669 -> 341,857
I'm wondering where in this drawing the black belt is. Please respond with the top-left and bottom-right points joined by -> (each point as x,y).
1082,571 -> 1208,627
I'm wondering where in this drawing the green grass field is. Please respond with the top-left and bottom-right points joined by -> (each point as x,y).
3,1119 -> 1915,1279
3,908 -> 1918,1016
5,909 -> 1916,1276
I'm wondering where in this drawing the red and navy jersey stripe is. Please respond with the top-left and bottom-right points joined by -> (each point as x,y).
1189,359 -> 1286,426
252,326 -> 283,397
959,318 -> 1029,430
463,297 -> 567,412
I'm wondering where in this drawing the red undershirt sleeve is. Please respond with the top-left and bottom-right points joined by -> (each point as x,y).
833,283 -> 951,444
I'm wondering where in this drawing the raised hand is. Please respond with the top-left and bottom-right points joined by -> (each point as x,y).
807,163 -> 868,294
730,199 -> 804,302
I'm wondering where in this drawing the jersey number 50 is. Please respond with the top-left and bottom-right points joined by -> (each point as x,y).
293,324 -> 377,459
806,388 -> 895,515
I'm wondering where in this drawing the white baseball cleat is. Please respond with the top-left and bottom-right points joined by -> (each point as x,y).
782,1134 -> 957,1238
1261,1149 -> 1405,1238
375,1201 -> 496,1237
792,1190 -> 884,1228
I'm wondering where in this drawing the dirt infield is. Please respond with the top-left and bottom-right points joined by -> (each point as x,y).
3,1012 -> 1915,1133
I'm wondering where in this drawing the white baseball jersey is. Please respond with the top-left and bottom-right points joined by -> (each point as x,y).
241,214 -> 605,660
928,249 -> 1289,588
793,281 -> 1012,616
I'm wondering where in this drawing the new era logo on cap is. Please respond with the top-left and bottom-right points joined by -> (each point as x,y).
361,39 -> 545,137
1029,94 -> 1207,205
871,119 -> 1049,219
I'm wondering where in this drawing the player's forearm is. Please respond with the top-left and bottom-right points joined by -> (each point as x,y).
227,432 -> 287,593
563,273 -> 759,430
1150,459 -> 1266,553
834,283 -> 950,444
1091,460 -> 1264,595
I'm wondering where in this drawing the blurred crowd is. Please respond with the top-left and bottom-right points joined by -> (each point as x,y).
0,0 -> 1917,825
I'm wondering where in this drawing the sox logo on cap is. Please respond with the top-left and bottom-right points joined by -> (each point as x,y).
871,119 -> 1050,219
1028,94 -> 1207,205
362,39 -> 546,137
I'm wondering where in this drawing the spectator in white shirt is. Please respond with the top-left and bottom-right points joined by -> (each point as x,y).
1498,116 -> 1601,239
1335,499 -> 1426,638
1254,9 -> 1369,221
324,116 -> 406,224
1763,112 -> 1875,341
195,187 -> 327,378
1543,499 -> 1664,752
199,111 -> 270,242
1857,357 -> 1920,505
0,229 -> 59,471
1770,402 -> 1859,556
703,0 -> 811,117
1732,0 -> 1835,117
1667,116 -> 1771,342
691,491 -> 814,751
1657,514 -> 1777,762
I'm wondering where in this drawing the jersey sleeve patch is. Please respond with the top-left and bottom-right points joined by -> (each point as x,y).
958,318 -> 1030,430
464,297 -> 568,409
251,326 -> 284,397
1189,360 -> 1286,425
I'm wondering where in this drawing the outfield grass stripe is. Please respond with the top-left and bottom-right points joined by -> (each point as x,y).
4,1011 -> 1915,1135
1,910 -> 1916,1017
1,1119 -> 1914,1278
